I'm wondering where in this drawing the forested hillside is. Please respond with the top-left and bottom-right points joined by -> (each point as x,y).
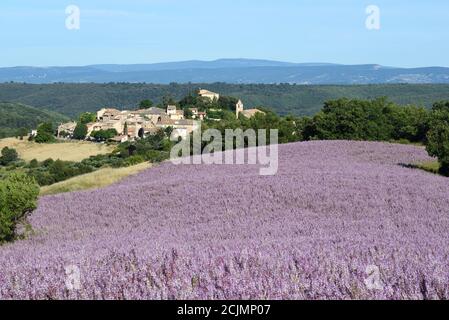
1,83 -> 449,117
0,102 -> 68,138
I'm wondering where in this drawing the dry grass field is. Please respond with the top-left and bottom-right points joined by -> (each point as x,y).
40,162 -> 151,196
0,138 -> 115,162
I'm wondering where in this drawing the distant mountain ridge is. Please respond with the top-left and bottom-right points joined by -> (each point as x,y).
1,59 -> 449,84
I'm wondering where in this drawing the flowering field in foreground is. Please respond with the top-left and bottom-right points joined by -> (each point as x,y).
1,141 -> 448,300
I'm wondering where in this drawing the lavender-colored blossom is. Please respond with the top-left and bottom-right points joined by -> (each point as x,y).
0,141 -> 448,300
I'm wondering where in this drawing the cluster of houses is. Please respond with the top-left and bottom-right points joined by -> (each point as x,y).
57,89 -> 264,143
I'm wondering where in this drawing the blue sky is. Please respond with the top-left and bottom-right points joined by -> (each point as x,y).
0,0 -> 447,67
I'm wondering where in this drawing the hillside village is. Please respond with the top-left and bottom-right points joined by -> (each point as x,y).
56,89 -> 265,143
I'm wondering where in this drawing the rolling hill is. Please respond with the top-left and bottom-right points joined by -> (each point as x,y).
0,102 -> 69,138
0,141 -> 448,299
1,83 -> 449,118
1,59 -> 449,84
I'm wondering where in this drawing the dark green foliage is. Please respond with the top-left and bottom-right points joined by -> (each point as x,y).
123,155 -> 145,167
90,129 -> 118,142
16,127 -> 29,140
145,150 -> 170,163
164,126 -> 174,138
79,112 -> 97,124
426,101 -> 449,176
179,93 -> 197,109
127,145 -> 137,157
217,95 -> 239,111
432,101 -> 449,112
1,83 -> 449,118
389,106 -> 430,142
81,154 -> 126,169
0,102 -> 68,139
139,99 -> 153,109
34,122 -> 56,143
184,108 -> 194,119
162,95 -> 177,106
27,159 -> 94,186
73,123 -> 88,140
303,98 -> 429,143
0,173 -> 39,243
0,147 -> 19,166
28,159 -> 39,168
294,117 -> 315,141
116,129 -> 172,163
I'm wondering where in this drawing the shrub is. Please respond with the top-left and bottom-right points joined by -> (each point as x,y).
0,173 -> 39,243
28,159 -> 95,186
145,150 -> 170,163
29,159 -> 39,168
0,147 -> 19,166
41,158 -> 55,167
123,155 -> 145,167
426,101 -> 449,176
34,122 -> 56,143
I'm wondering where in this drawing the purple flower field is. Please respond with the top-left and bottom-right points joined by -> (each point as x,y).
1,141 -> 448,300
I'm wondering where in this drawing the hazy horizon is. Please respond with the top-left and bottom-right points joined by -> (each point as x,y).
1,58 -> 447,70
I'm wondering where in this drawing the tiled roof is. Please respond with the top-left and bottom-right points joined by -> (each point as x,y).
132,108 -> 165,115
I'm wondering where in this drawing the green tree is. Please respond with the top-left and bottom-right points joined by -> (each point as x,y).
426,101 -> 449,176
139,99 -> 154,109
34,122 -> 55,143
124,122 -> 128,136
184,108 -> 194,119
305,98 -> 429,142
179,94 -> 197,108
90,129 -> 118,142
16,127 -> 29,140
218,96 -> 239,111
79,112 -> 97,124
164,126 -> 174,137
389,106 -> 429,142
0,173 -> 39,243
0,147 -> 19,166
162,95 -> 177,106
73,123 -> 88,140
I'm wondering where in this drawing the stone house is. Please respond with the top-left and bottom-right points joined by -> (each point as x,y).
198,89 -> 220,101
57,122 -> 77,138
190,108 -> 207,120
166,105 -> 185,121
